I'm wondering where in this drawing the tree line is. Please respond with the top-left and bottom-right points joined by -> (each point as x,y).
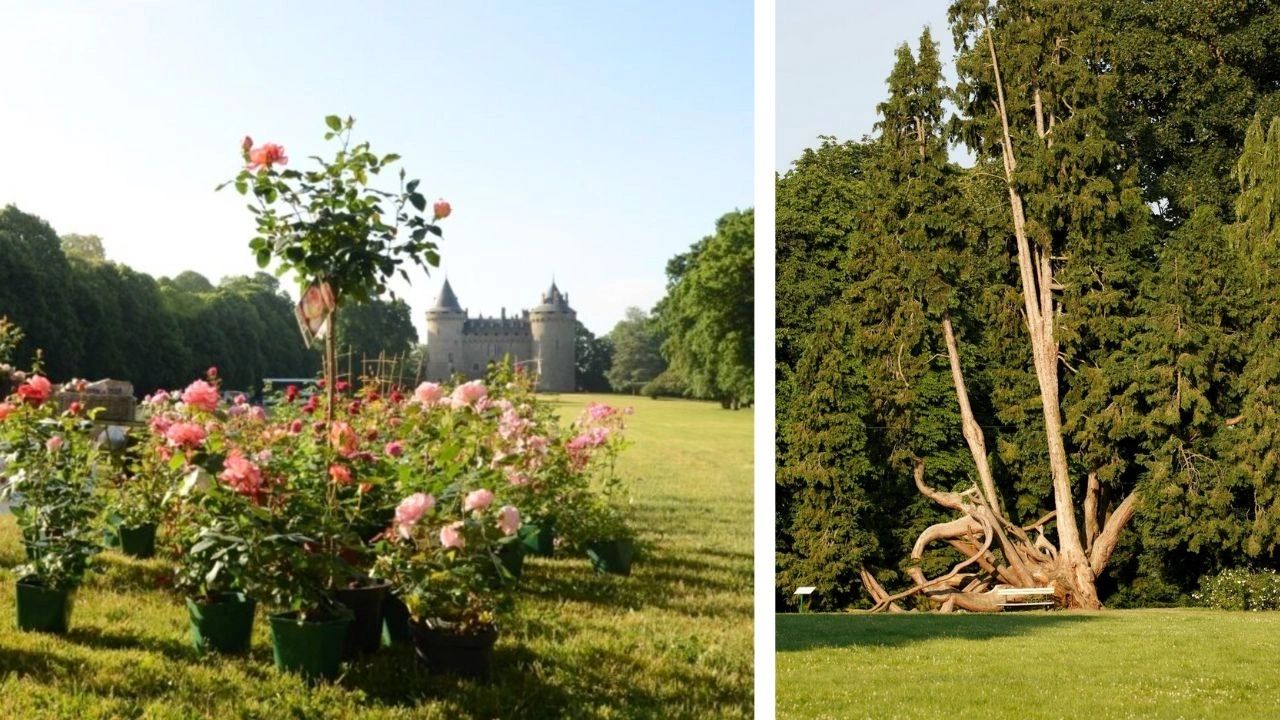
0,205 -> 421,396
588,208 -> 754,408
777,1 -> 1280,610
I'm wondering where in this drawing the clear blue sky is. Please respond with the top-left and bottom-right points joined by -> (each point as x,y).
777,1 -> 954,171
0,0 -> 752,337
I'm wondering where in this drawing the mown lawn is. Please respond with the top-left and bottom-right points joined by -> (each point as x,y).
777,610 -> 1280,719
0,394 -> 753,719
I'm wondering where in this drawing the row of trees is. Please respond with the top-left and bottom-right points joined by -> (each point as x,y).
0,205 -> 419,395
777,0 -> 1280,610
601,209 -> 755,408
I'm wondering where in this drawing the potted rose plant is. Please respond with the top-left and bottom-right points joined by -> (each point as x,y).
373,482 -> 523,679
0,374 -> 104,633
555,402 -> 638,575
101,427 -> 165,558
219,116 -> 447,672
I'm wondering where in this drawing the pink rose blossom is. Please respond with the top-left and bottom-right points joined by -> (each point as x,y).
385,440 -> 405,458
329,421 -> 359,457
181,380 -> 220,412
17,375 -> 52,405
45,436 -> 64,453
165,421 -> 208,448
219,450 -> 264,497
440,521 -> 465,549
0,403 -> 14,421
413,382 -> 444,407
433,199 -> 451,221
464,488 -> 495,512
497,505 -> 521,535
450,380 -> 487,409
249,406 -> 267,422
329,464 -> 352,485
506,470 -> 531,487
146,389 -> 170,405
395,492 -> 435,537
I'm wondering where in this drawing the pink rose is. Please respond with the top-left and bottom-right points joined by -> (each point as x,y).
497,505 -> 521,536
249,406 -> 267,422
328,464 -> 352,485
413,382 -> 444,407
385,440 -> 405,458
450,380 -> 487,409
17,375 -> 52,405
247,142 -> 288,171
0,403 -> 14,421
506,471 -> 531,487
219,450 -> 264,497
45,436 -> 64,453
440,521 -> 465,549
329,421 -> 358,457
395,492 -> 435,537
433,199 -> 451,221
146,389 -> 170,406
463,488 -> 494,512
181,379 -> 220,412
165,421 -> 208,448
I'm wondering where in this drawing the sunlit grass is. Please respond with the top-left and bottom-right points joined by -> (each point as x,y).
777,610 -> 1280,719
0,393 -> 753,719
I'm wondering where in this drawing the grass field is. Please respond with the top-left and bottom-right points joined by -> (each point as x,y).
777,610 -> 1280,719
0,394 -> 753,719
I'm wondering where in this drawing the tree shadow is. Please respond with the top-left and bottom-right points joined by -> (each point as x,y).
776,611 -> 1107,651
64,624 -> 196,665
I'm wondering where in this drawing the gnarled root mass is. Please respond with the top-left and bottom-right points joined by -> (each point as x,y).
867,459 -> 1103,613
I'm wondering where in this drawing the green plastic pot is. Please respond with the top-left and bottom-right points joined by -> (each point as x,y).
118,523 -> 157,559
381,594 -> 411,647
409,619 -> 498,679
16,577 -> 75,634
335,581 -> 390,658
499,541 -> 525,580
269,611 -> 350,681
187,593 -> 256,654
586,539 -> 635,576
518,518 -> 555,557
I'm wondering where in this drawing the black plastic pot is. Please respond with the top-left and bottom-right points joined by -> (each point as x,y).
382,594 -> 411,647
118,523 -> 157,559
334,580 -> 390,658
518,518 -> 555,557
586,539 -> 635,576
186,592 -> 256,654
15,577 -> 74,634
409,619 -> 498,679
269,611 -> 350,681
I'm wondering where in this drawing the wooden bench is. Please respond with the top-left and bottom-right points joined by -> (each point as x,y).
995,587 -> 1056,610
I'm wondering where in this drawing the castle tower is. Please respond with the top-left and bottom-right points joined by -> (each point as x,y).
529,280 -> 577,392
424,278 -> 466,382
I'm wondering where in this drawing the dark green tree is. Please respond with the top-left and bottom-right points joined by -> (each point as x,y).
574,321 -> 614,393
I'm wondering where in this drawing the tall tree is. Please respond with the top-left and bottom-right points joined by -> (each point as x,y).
333,297 -> 419,362
60,233 -> 106,263
658,209 -> 754,408
574,321 -> 614,393
606,307 -> 666,394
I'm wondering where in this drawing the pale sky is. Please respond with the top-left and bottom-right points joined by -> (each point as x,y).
777,0 -> 955,171
0,1 -> 752,337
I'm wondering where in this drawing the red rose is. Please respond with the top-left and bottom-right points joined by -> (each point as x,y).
17,375 -> 52,405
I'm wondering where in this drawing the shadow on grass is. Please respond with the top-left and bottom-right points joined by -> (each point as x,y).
520,552 -> 749,621
777,611 -> 1107,651
64,624 -> 196,664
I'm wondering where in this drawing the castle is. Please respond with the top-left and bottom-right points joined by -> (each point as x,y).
424,279 -> 577,392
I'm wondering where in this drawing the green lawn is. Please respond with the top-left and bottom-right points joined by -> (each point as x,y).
777,610 -> 1280,719
0,394 -> 753,719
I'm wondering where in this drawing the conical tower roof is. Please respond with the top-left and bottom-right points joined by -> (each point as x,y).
532,279 -> 573,312
429,278 -> 463,312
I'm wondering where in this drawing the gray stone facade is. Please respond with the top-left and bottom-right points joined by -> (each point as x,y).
424,279 -> 577,392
